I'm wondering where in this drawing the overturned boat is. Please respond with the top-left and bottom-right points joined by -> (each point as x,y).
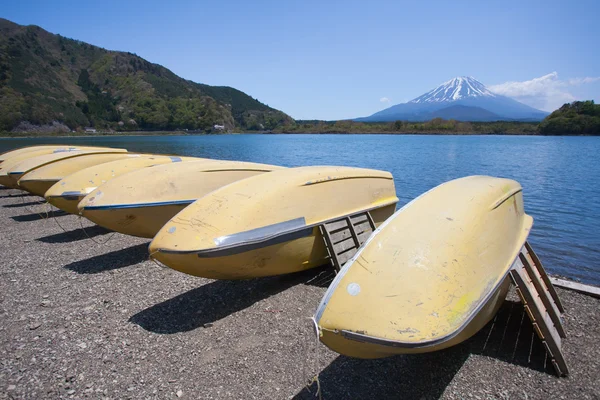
149,166 -> 399,279
0,146 -> 124,188
3,149 -> 127,188
45,155 -> 198,214
18,152 -> 140,197
0,145 -> 81,164
78,160 -> 283,238
314,176 -> 533,358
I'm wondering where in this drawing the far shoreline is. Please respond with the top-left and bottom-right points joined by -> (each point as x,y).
1,131 -> 599,139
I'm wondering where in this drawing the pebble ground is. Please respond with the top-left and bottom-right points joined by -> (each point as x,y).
0,188 -> 598,399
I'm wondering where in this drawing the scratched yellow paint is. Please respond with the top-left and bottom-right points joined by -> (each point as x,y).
45,155 -> 200,214
315,175 -> 532,358
149,166 -> 398,279
0,145 -> 79,163
78,160 -> 283,238
5,149 -> 128,187
18,152 -> 144,197
0,146 -> 123,188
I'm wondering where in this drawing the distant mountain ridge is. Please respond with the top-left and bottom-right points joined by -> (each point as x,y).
0,18 -> 293,132
358,76 -> 548,122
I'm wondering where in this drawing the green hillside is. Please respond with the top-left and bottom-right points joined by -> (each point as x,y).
538,100 -> 600,135
0,18 -> 294,132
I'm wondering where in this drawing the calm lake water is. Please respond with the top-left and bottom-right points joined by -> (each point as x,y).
1,134 -> 599,285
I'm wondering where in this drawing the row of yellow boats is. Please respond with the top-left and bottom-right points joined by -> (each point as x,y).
0,144 -> 541,359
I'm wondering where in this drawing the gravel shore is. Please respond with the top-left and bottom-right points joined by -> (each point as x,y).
0,187 -> 598,399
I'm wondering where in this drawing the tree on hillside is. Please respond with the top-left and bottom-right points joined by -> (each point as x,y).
538,100 -> 600,135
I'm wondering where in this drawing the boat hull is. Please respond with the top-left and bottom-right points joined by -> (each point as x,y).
6,150 -> 127,187
78,161 -> 284,238
0,147 -> 124,188
315,176 -> 533,357
18,153 -> 136,196
152,204 -> 396,279
45,155 -> 197,214
44,193 -> 87,214
0,145 -> 72,164
18,180 -> 58,198
318,277 -> 511,358
150,166 -> 399,279
0,174 -> 15,188
82,202 -> 191,239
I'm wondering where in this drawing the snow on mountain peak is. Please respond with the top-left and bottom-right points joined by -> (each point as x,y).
410,76 -> 496,104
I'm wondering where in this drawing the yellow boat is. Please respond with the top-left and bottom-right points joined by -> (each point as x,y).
18,152 -> 142,197
148,166 -> 398,280
0,146 -> 124,188
45,155 -> 199,214
0,145 -> 76,164
314,176 -> 533,358
5,149 -> 128,188
78,160 -> 283,238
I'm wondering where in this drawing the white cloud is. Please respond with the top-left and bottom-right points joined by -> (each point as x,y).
380,97 -> 391,104
568,77 -> 600,85
489,72 -> 600,111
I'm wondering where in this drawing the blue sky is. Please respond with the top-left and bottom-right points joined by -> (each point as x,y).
3,0 -> 599,120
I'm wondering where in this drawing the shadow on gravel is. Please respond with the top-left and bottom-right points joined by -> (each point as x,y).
64,243 -> 149,274
130,267 -> 327,334
302,267 -> 336,288
11,210 -> 69,222
295,298 -> 556,399
0,193 -> 31,199
468,299 -> 556,374
38,225 -> 111,243
295,349 -> 469,400
4,200 -> 47,208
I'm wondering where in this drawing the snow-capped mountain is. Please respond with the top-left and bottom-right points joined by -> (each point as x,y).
411,76 -> 496,103
357,76 -> 548,122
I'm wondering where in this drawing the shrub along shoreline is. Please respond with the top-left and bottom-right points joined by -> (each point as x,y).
2,101 -> 598,137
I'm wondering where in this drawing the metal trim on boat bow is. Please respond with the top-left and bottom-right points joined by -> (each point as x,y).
81,199 -> 195,210
155,200 -> 398,259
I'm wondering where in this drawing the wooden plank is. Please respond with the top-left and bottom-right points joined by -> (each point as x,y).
330,229 -> 352,244
346,217 -> 361,248
319,225 -> 340,271
523,304 -> 536,324
525,242 -> 565,311
329,222 -> 373,244
333,236 -> 357,253
519,252 -> 566,338
510,265 -> 569,376
353,220 -> 372,234
350,215 -> 369,225
551,359 -> 563,377
352,217 -> 370,227
549,277 -> 600,299
319,211 -> 377,272
365,211 -> 376,230
356,229 -> 371,244
326,219 -> 349,232
541,340 -> 564,376
337,247 -> 356,266
513,267 -> 561,347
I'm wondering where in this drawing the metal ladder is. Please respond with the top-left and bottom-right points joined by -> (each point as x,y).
319,211 -> 376,271
510,241 -> 569,376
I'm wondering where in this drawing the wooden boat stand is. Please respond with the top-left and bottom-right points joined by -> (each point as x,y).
320,215 -> 569,377
319,211 -> 376,272
510,242 -> 569,376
